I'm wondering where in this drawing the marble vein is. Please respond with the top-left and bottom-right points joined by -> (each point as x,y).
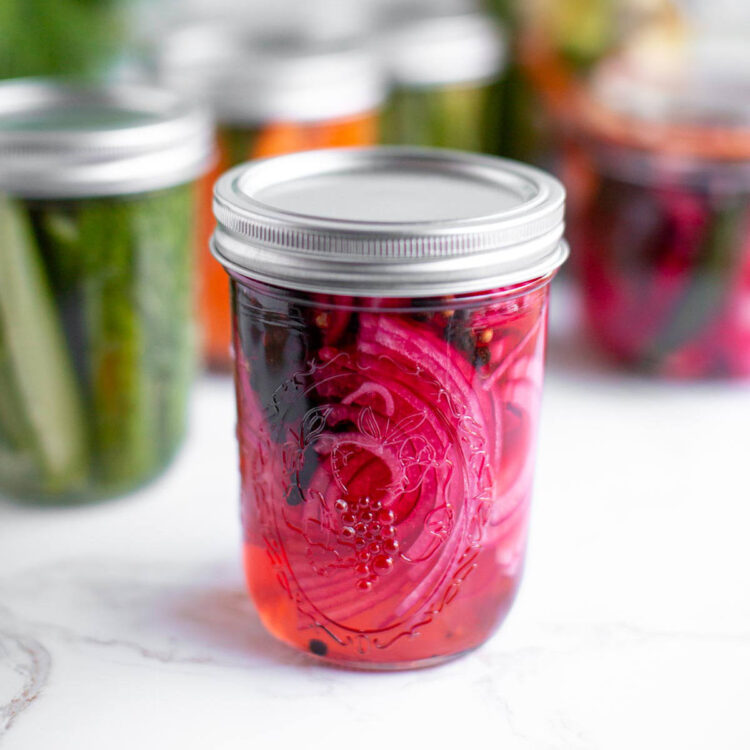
0,626 -> 51,736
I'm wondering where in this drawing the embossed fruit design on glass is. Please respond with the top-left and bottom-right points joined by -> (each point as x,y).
563,52 -> 750,378
212,148 -> 567,668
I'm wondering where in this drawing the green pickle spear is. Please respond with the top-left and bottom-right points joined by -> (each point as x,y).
0,195 -> 88,495
131,185 -> 195,464
74,188 -> 193,488
76,198 -> 154,487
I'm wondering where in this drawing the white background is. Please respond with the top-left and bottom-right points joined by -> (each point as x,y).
2,285 -> 749,749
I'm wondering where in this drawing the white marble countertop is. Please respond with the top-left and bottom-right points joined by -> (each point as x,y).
2,292 -> 750,749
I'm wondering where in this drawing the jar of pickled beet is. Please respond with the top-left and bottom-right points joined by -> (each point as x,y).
563,49 -> 750,378
378,10 -> 506,153
212,147 -> 567,668
0,80 -> 213,503
157,23 -> 386,369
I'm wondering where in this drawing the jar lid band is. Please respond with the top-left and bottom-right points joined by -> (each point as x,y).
212,147 -> 567,297
0,79 -> 214,198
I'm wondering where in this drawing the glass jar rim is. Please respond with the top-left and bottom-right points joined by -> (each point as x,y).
228,268 -> 557,312
571,132 -> 750,191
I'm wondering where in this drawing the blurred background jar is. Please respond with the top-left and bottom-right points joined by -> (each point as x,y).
154,22 -> 386,369
560,32 -> 750,378
0,80 -> 213,503
377,3 -> 506,153
0,0 -> 133,80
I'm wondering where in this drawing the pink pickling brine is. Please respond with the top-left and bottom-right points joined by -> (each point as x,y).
233,278 -> 549,667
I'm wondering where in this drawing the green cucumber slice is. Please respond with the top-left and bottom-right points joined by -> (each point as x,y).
75,198 -> 153,487
0,195 -> 89,493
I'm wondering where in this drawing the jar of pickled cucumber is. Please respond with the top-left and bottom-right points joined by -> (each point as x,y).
378,10 -> 506,153
0,80 -> 213,503
564,46 -> 750,378
156,24 -> 386,369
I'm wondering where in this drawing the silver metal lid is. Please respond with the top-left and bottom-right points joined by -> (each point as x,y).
212,147 -> 567,297
591,34 -> 750,130
0,79 -> 213,198
379,11 -> 507,88
157,23 -> 386,125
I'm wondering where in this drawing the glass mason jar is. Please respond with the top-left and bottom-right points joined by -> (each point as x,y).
378,11 -> 506,153
0,80 -> 213,503
157,24 -> 386,369
212,148 -> 567,668
563,53 -> 750,378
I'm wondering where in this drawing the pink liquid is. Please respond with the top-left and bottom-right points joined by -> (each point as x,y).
232,279 -> 550,667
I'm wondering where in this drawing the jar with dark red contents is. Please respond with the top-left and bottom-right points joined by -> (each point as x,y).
212,147 -> 567,669
563,50 -> 750,378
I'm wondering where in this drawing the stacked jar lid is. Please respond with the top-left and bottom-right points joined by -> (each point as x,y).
156,23 -> 386,129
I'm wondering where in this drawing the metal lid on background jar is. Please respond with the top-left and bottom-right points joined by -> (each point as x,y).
0,79 -> 213,198
212,147 -> 567,297
378,10 -> 507,88
581,32 -> 750,163
156,23 -> 386,124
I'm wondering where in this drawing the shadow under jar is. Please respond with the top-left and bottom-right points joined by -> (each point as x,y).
157,23 -> 385,369
0,80 -> 213,503
212,147 -> 567,668
563,53 -> 750,378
